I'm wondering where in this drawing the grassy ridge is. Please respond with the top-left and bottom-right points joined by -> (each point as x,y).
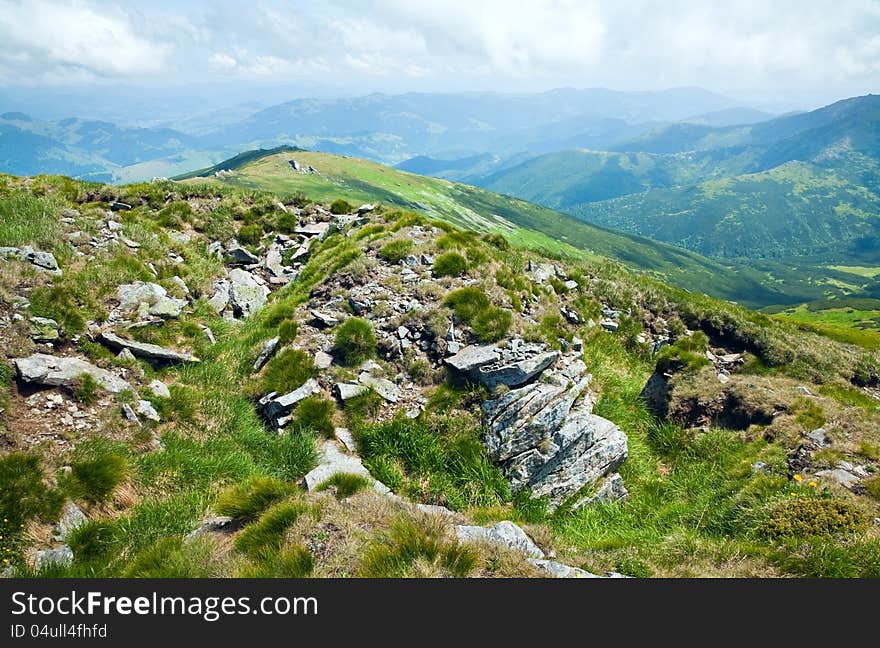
180,149 -> 803,307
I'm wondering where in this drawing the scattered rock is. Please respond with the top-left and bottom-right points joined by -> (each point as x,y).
806,428 -> 830,446
122,403 -> 140,425
334,382 -> 369,401
529,559 -> 600,578
53,502 -> 87,541
29,316 -> 59,342
253,336 -> 280,372
116,348 -> 137,362
148,380 -> 170,399
816,468 -> 860,489
99,331 -> 199,364
358,373 -> 399,402
314,350 -> 334,370
185,516 -> 236,540
226,246 -> 260,265
456,521 -> 544,559
259,378 -> 320,429
136,399 -> 160,422
334,427 -> 357,453
35,546 -> 73,570
229,269 -> 269,318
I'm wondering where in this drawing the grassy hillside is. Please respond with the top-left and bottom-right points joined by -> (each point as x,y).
175,148 -> 825,308
2,172 -> 879,579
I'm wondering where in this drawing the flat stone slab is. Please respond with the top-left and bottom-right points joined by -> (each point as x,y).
476,350 -> 559,388
99,331 -> 198,364
335,382 -> 369,400
358,373 -> 399,402
261,378 -> 320,425
303,442 -> 390,495
456,521 -> 545,559
445,345 -> 500,373
14,353 -> 131,393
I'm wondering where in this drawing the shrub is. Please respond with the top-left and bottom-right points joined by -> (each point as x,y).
483,233 -> 510,250
278,320 -> 298,345
316,473 -> 371,499
0,454 -> 63,535
66,521 -> 116,562
342,389 -> 383,423
233,500 -> 309,558
329,199 -> 352,215
379,239 -> 414,264
360,516 -> 479,577
656,331 -> 712,373
471,308 -> 512,343
215,476 -> 298,521
762,497 -> 867,538
291,396 -> 335,436
432,252 -> 468,277
262,349 -> 314,394
237,223 -> 263,245
443,287 -> 511,343
333,317 -> 376,366
68,444 -> 129,503
443,287 -> 489,321
276,212 -> 298,233
73,373 -> 100,405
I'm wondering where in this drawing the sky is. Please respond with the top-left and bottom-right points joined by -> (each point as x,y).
1,0 -> 879,116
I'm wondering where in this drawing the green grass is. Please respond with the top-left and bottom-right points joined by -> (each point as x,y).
261,349 -> 314,394
0,190 -> 59,249
315,473 -> 371,499
289,396 -> 335,437
66,441 -> 129,503
360,516 -> 479,578
354,413 -> 509,510
333,317 -> 377,366
215,476 -> 299,521
443,286 -> 511,343
379,239 -> 414,264
432,252 -> 468,277
233,499 -> 311,558
179,149 -> 801,308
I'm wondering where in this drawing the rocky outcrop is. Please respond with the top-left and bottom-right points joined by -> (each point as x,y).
456,521 -> 545,559
445,341 -> 559,389
0,246 -> 62,275
481,353 -> 627,507
14,353 -> 131,393
228,269 -> 270,317
99,331 -> 199,364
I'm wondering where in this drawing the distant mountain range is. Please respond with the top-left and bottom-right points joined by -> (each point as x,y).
473,95 -> 880,263
0,86 -> 760,182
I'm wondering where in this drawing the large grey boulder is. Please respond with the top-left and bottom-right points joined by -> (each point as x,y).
99,331 -> 198,364
23,247 -> 62,275
455,521 -> 545,559
334,382 -> 369,401
480,356 -> 627,508
14,353 -> 131,393
208,279 -> 231,314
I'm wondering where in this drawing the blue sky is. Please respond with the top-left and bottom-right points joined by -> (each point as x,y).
1,0 -> 878,110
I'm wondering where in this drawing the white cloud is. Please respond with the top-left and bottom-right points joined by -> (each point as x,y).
0,0 -> 877,105
0,0 -> 174,82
